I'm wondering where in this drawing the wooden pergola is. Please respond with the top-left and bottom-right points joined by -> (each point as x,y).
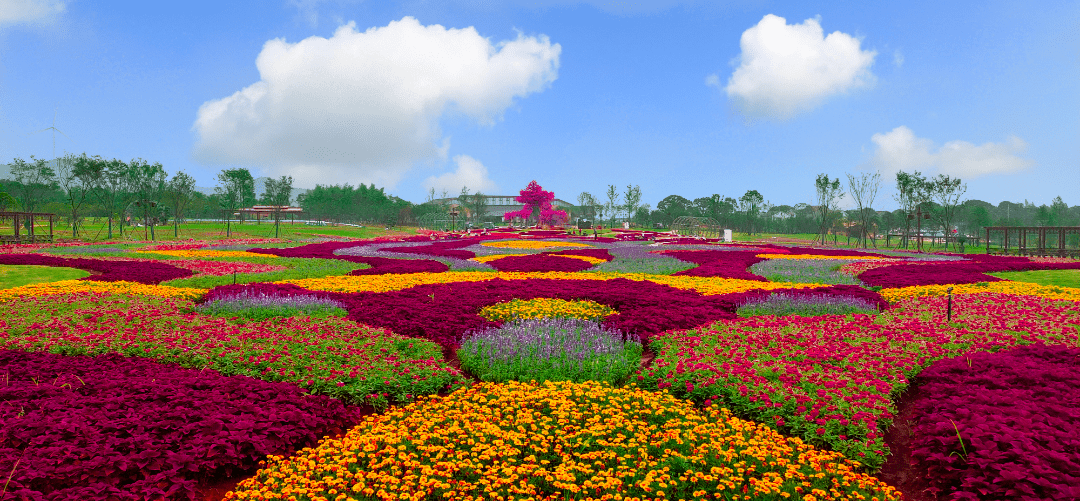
985,226 -> 1080,258
0,211 -> 55,244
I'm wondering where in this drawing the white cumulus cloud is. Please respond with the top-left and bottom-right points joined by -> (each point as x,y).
715,14 -> 876,120
869,126 -> 1033,179
0,0 -> 65,26
191,17 -> 560,189
423,155 -> 498,194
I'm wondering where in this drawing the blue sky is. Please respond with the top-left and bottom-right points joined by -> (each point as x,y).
2,0 -> 1077,209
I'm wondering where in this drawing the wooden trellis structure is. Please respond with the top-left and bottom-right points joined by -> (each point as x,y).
985,226 -> 1080,258
672,216 -> 721,239
0,211 -> 55,244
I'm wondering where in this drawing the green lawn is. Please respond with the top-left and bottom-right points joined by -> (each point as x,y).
0,265 -> 90,289
989,269 -> 1080,288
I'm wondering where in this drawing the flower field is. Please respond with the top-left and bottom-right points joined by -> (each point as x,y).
1,234 -> 1078,500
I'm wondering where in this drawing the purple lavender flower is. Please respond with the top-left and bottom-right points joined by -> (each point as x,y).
737,291 -> 879,317
457,318 -> 642,384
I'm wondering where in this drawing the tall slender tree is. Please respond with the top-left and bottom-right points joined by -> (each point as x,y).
163,171 -> 196,238
930,174 -> 966,251
846,171 -> 882,248
623,184 -> 642,227
215,168 -> 254,237
261,175 -> 293,238
9,156 -> 58,214
604,185 -> 621,227
813,174 -> 844,245
738,190 -> 764,235
126,159 -> 167,241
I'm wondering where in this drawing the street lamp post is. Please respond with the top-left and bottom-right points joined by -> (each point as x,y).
449,208 -> 460,232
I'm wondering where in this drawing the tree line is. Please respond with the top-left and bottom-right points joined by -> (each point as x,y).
572,171 -> 1079,250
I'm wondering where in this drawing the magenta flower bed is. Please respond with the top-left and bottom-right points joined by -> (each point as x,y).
486,254 -> 595,272
249,242 -> 449,274
911,343 -> 1080,501
548,248 -> 614,261
0,253 -> 193,284
0,350 -> 362,501
380,238 -> 483,259
665,250 -> 767,280
333,278 -> 743,348
858,256 -> 1080,288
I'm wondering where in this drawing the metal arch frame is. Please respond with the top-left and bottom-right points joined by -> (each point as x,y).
417,212 -> 455,231
671,216 -> 721,239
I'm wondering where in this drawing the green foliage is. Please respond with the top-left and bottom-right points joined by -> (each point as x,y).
988,269 -> 1080,289
197,303 -> 347,321
162,257 -> 366,288
0,264 -> 90,289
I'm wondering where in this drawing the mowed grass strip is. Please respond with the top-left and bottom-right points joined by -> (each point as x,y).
0,265 -> 90,289
989,269 -> 1080,288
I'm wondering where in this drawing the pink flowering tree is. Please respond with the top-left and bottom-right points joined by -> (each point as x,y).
503,181 -> 568,227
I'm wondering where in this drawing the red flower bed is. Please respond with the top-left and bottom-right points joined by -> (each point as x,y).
333,278 -> 746,348
858,256 -> 1080,288
380,238 -> 484,259
0,350 -> 362,501
664,250 -> 767,280
486,254 -> 595,272
249,242 -> 449,274
911,343 -> 1080,500
547,248 -> 614,261
0,253 -> 193,284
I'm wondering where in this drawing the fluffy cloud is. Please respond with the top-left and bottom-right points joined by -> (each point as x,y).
0,0 -> 65,26
869,126 -> 1033,179
423,155 -> 498,194
715,14 -> 876,120
192,17 -> 560,189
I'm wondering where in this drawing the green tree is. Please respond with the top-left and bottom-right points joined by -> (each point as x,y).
846,171 -> 882,248
163,171 -> 196,238
58,153 -> 99,238
260,175 -> 293,238
126,159 -> 167,241
738,189 -> 764,235
623,184 -> 642,227
215,168 -> 254,237
9,156 -> 58,214
814,174 -> 844,245
929,174 -> 967,250
604,185 -> 621,227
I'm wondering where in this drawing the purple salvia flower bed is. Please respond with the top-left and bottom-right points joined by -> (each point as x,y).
458,318 -> 641,384
910,343 -> 1080,501
336,242 -> 493,271
249,241 -> 450,274
735,290 -> 882,317
197,289 -> 346,317
0,350 -> 363,501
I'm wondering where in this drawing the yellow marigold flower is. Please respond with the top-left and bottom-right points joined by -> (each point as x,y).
0,279 -> 205,302
225,381 -> 900,501
479,298 -> 617,322
280,271 -> 825,296
880,281 -> 1080,303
